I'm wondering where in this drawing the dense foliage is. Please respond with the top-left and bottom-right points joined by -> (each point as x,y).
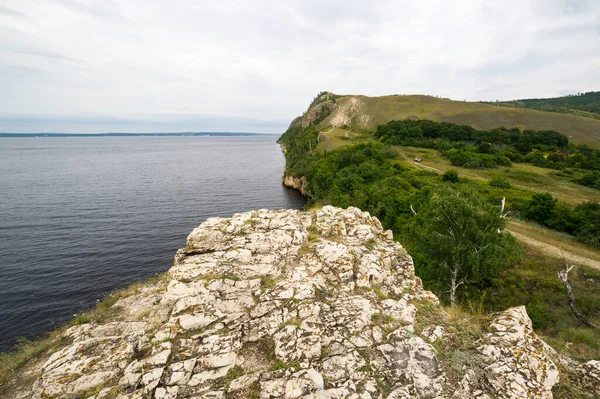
409,187 -> 517,306
280,123 -> 600,302
280,134 -> 523,303
526,194 -> 600,248
374,119 -> 600,189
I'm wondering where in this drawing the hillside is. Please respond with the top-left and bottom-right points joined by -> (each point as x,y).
307,93 -> 600,147
278,91 -> 600,397
488,91 -> 600,120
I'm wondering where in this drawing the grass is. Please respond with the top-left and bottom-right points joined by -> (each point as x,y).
412,297 -> 488,391
221,274 -> 241,281
0,332 -> 67,385
260,275 -> 277,289
507,219 -> 600,266
273,359 -> 301,371
315,122 -> 600,207
317,127 -> 374,152
317,94 -> 600,147
392,146 -> 600,205
71,313 -> 92,326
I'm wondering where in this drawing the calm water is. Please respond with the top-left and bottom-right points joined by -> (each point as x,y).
0,136 -> 305,352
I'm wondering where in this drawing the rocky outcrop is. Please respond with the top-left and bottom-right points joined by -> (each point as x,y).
454,306 -> 560,399
329,97 -> 372,129
282,175 -> 309,197
4,206 -> 586,399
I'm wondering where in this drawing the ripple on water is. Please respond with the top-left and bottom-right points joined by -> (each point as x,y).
0,136 -> 306,352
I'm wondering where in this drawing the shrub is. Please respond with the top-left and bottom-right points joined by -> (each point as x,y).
525,193 -> 556,224
489,176 -> 511,189
442,169 -> 459,183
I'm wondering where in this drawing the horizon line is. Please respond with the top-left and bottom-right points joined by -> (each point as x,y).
0,132 -> 280,137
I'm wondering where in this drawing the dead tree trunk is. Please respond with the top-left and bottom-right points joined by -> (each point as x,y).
557,265 -> 598,329
449,264 -> 462,308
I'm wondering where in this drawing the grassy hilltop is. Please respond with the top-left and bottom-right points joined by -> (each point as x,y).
311,93 -> 600,147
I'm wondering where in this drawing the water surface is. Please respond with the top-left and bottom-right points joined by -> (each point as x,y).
0,136 -> 305,352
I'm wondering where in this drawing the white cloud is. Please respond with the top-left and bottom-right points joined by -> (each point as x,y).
0,0 -> 598,132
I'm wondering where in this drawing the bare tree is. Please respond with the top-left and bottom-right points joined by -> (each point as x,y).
557,262 -> 597,329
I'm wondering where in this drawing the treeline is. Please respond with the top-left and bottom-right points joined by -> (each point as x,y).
491,91 -> 600,116
525,193 -> 600,248
374,119 -> 600,189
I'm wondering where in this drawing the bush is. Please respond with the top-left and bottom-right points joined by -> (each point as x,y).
526,295 -> 551,329
525,193 -> 556,224
442,169 -> 459,183
573,201 -> 600,248
575,171 -> 600,190
489,176 -> 511,189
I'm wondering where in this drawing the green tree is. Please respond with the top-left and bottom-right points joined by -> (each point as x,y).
573,201 -> 600,248
410,188 -> 517,306
525,193 -> 556,224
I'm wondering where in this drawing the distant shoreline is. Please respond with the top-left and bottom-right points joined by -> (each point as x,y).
0,132 -> 278,138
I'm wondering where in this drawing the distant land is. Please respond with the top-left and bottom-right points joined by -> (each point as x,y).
0,132 -> 275,137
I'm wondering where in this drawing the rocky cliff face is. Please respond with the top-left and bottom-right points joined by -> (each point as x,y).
282,176 -> 309,197
4,207 -> 599,399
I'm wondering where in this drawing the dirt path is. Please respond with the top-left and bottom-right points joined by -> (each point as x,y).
507,229 -> 600,270
395,146 -> 600,269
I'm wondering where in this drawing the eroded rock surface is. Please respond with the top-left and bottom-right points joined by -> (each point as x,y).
4,206 -> 572,398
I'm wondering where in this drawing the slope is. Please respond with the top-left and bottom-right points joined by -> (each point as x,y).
489,91 -> 600,120
315,94 -> 600,146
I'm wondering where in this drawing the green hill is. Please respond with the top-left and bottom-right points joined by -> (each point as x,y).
306,93 -> 600,146
488,91 -> 600,120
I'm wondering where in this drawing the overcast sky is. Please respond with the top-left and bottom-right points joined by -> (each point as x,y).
1,0 -> 599,133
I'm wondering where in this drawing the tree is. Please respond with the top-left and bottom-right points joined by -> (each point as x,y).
526,193 -> 556,224
409,187 -> 517,306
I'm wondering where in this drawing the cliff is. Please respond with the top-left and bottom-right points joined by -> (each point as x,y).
4,206 -> 598,398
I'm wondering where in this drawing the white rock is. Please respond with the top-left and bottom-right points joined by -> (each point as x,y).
14,207 -> 563,399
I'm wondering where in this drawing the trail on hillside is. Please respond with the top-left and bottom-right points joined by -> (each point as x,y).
507,229 -> 600,270
393,146 -> 600,269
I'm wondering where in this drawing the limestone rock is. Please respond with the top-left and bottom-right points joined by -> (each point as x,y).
468,306 -> 560,399
579,360 -> 600,391
3,206 -> 566,399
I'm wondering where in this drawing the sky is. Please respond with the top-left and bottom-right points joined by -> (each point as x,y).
0,0 -> 599,133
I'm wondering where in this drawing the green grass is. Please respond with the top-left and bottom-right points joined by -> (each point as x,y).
391,146 -> 600,206
317,94 -> 600,147
315,124 -> 600,207
273,358 -> 301,371
317,127 -> 374,152
0,334 -> 63,385
507,219 -> 600,266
